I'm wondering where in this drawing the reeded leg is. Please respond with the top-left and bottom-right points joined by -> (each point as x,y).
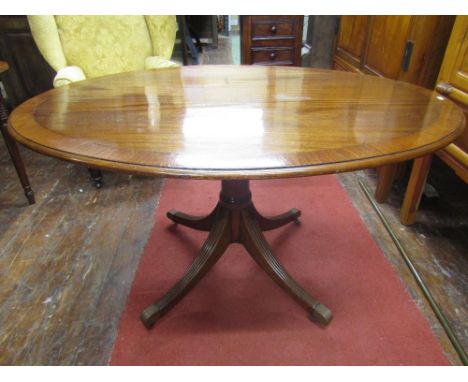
252,206 -> 301,231
167,206 -> 218,231
239,207 -> 332,325
142,179 -> 333,329
0,101 -> 35,205
141,208 -> 232,328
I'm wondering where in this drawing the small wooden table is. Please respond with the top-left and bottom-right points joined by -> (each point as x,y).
0,60 -> 35,204
8,66 -> 465,328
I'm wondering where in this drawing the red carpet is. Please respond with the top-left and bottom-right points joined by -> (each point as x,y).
110,176 -> 449,365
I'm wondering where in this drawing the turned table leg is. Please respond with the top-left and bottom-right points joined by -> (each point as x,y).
88,167 -> 103,188
0,95 -> 35,204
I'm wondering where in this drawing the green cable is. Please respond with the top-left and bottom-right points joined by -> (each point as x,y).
358,180 -> 468,366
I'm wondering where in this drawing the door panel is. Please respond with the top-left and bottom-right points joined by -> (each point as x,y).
336,16 -> 369,66
437,17 -> 468,153
445,18 -> 468,93
364,16 -> 412,78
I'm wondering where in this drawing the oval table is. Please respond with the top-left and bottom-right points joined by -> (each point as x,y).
8,66 -> 465,328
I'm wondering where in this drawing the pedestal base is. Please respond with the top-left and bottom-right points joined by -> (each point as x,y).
141,180 -> 332,328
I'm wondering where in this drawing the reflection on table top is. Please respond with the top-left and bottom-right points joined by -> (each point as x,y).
8,65 -> 465,179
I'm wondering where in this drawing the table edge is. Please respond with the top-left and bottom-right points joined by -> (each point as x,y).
7,117 -> 465,180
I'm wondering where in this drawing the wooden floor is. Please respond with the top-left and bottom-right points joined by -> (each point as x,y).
0,35 -> 466,365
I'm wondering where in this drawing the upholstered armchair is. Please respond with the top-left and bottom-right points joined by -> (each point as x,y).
28,15 -> 179,187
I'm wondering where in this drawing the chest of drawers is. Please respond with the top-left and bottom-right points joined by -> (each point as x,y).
240,16 -> 304,66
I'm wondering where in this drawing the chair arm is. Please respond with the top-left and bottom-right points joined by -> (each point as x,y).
53,66 -> 87,88
145,56 -> 180,70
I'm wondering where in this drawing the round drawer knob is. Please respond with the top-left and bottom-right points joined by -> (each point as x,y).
269,52 -> 276,60
271,25 -> 277,33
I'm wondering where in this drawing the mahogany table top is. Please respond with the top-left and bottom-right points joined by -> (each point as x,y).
7,65 -> 465,179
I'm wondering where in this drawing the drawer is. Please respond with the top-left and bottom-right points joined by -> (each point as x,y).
249,38 -> 296,48
252,20 -> 295,40
251,48 -> 295,65
241,16 -> 304,66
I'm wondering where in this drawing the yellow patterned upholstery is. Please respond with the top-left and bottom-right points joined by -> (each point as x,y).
28,15 -> 178,87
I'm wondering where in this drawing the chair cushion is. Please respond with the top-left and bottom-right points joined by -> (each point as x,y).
53,66 -> 87,87
144,56 -> 180,69
55,16 -> 152,78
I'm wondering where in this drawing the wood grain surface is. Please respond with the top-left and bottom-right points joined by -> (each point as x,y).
7,65 -> 465,179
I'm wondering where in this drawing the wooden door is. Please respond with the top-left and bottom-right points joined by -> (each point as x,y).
435,16 -> 468,177
438,17 -> 468,97
363,16 -> 412,78
399,16 -> 467,225
398,16 -> 456,88
335,16 -> 369,71
334,16 -> 455,90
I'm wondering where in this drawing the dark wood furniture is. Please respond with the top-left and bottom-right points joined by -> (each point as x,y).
0,15 -> 102,189
0,16 -> 55,107
8,66 -> 464,328
177,16 -> 219,66
186,16 -> 218,48
400,16 -> 468,224
333,16 -> 457,204
0,60 -> 35,204
241,16 -> 304,66
334,16 -> 455,88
